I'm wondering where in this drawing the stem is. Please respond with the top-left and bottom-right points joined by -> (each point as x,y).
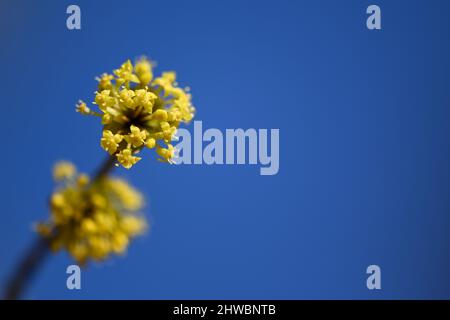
2,155 -> 116,300
93,154 -> 117,182
2,237 -> 52,300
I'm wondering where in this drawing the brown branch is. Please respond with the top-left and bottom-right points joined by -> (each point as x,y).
92,154 -> 117,182
3,236 -> 52,300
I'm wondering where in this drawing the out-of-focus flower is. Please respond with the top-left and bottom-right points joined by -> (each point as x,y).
53,161 -> 76,181
36,162 -> 147,264
78,57 -> 195,169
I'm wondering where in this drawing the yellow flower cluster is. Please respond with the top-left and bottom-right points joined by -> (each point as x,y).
36,161 -> 147,264
77,58 -> 195,169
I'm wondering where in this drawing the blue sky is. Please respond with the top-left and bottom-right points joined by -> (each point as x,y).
1,0 -> 450,299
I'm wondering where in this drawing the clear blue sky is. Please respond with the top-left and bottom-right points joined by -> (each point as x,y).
1,0 -> 450,299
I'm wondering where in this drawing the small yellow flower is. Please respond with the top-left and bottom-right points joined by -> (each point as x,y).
120,215 -> 146,236
88,236 -> 110,260
134,89 -> 157,112
116,148 -> 141,169
119,89 -> 136,109
94,90 -> 116,111
68,242 -> 89,263
51,193 -> 65,208
114,60 -> 139,85
75,100 -> 90,114
97,73 -> 114,90
77,174 -> 90,187
134,57 -> 153,85
160,121 -> 177,141
91,193 -> 107,209
156,144 -> 176,163
153,71 -> 176,92
145,138 -> 156,149
81,218 -> 97,234
53,161 -> 76,181
101,130 -> 123,155
111,231 -> 129,254
106,178 -> 144,210
151,109 -> 168,121
124,125 -> 147,147
101,113 -> 112,124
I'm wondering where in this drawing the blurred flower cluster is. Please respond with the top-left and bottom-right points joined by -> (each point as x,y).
77,58 -> 195,168
36,161 -> 147,264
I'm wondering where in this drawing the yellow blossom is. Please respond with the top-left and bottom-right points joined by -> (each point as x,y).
77,174 -> 90,187
116,148 -> 141,169
81,218 -> 97,234
145,138 -> 156,149
111,231 -> 129,254
124,125 -> 147,147
76,100 -> 90,114
36,161 -> 147,265
151,109 -> 168,121
106,178 -> 144,210
101,130 -> 123,155
53,161 -> 76,181
102,113 -> 112,125
51,193 -> 65,208
114,60 -> 139,85
119,89 -> 136,109
135,57 -> 153,85
156,144 -> 176,163
94,90 -> 116,111
120,216 -> 146,236
160,121 -> 177,141
97,73 -> 114,90
134,89 -> 157,112
77,57 -> 195,169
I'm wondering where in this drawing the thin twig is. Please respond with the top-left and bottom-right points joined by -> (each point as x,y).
3,236 -> 52,300
93,155 -> 117,181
